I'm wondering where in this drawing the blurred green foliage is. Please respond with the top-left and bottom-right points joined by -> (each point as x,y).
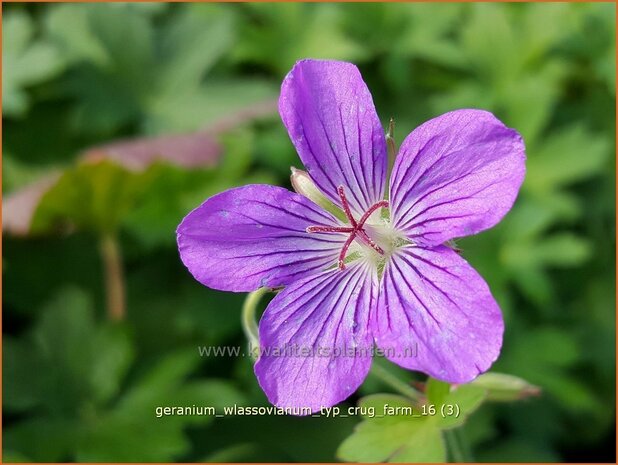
3,2 -> 615,462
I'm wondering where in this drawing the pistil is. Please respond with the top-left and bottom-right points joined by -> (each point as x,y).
306,185 -> 389,270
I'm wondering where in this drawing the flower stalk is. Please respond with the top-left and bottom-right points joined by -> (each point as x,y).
242,287 -> 267,360
99,233 -> 126,322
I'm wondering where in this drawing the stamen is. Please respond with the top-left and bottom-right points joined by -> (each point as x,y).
337,186 -> 357,227
338,233 -> 357,270
306,185 -> 389,270
357,200 -> 389,229
306,225 -> 354,234
355,229 -> 385,255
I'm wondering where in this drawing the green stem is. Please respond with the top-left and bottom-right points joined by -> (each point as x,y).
456,428 -> 474,461
445,429 -> 470,463
242,288 -> 267,359
99,233 -> 125,322
369,362 -> 422,401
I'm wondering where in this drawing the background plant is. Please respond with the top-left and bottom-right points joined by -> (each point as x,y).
3,2 -> 615,462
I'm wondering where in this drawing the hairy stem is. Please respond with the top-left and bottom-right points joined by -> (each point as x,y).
99,233 -> 126,322
242,287 -> 268,360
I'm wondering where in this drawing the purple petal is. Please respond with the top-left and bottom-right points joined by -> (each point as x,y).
255,262 -> 378,413
373,245 -> 503,383
177,184 -> 345,292
279,59 -> 387,217
390,109 -> 525,246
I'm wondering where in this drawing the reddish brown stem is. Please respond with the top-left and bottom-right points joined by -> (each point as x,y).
99,233 -> 126,322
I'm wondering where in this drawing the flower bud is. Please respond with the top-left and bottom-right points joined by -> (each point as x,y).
290,167 -> 347,222
471,372 -> 540,402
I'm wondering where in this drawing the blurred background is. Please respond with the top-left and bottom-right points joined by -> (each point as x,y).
2,2 -> 616,462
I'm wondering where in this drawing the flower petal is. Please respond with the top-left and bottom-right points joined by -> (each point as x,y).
279,59 -> 387,217
255,262 -> 378,413
374,245 -> 503,383
177,184 -> 346,292
390,109 -> 525,246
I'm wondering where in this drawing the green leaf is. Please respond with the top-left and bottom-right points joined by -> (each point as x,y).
338,414 -> 440,463
84,4 -> 155,94
339,383 -> 488,463
396,3 -> 466,68
500,62 -> 566,146
461,4 -> 519,82
115,349 -> 244,420
501,193 -> 583,243
525,124 -> 610,193
30,160 -> 153,234
74,350 -> 246,462
156,4 -> 236,96
4,337 -> 48,412
510,266 -> 554,307
499,327 -> 600,413
44,4 -> 156,133
519,3 -> 574,64
89,325 -> 134,404
503,233 -> 593,269
4,288 -> 133,416
45,4 -> 109,65
234,3 -> 365,74
3,10 -> 66,117
122,164 -> 220,247
45,3 -> 274,134
118,350 -> 200,412
338,415 -> 445,463
434,385 -> 487,429
33,288 -> 101,413
76,379 -> 245,461
388,427 -> 446,463
147,80 -> 276,133
501,199 -> 558,240
338,395 -> 445,463
4,418 -> 76,462
2,154 -> 50,194
74,413 -> 189,462
3,450 -> 32,463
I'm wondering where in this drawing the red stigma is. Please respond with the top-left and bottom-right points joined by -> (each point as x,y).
306,186 -> 389,270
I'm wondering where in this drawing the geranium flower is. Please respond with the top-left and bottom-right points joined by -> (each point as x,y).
177,59 -> 525,412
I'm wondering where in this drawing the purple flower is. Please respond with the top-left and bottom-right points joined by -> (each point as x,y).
177,59 -> 525,412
